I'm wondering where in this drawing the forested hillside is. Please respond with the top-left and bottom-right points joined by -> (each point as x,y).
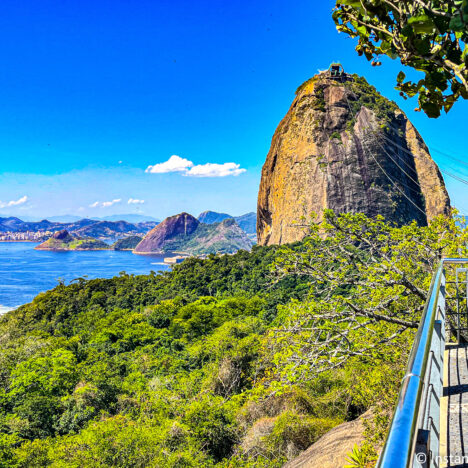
0,211 -> 466,467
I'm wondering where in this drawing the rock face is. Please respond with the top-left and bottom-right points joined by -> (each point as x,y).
134,213 -> 199,253
257,72 -> 451,246
53,229 -> 73,241
134,213 -> 253,255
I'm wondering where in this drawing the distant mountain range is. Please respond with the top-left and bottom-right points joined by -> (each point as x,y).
0,211 -> 257,248
33,212 -> 253,256
6,214 -> 160,224
135,213 -> 253,255
0,216 -> 158,241
197,211 -> 256,234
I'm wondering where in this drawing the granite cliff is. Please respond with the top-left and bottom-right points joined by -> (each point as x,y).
257,71 -> 451,246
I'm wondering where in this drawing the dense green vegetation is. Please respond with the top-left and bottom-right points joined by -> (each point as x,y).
1,212 -> 466,467
36,236 -> 110,251
112,236 -> 143,251
346,74 -> 400,130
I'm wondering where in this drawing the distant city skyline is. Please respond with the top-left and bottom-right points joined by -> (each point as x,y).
0,0 -> 466,219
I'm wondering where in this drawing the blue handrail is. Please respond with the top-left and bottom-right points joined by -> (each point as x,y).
376,258 -> 468,467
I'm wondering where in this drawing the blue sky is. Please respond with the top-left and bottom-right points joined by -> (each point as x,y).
0,0 -> 466,219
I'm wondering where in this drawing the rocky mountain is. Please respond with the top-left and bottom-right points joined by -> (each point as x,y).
35,230 -> 109,251
198,211 -> 232,224
197,211 -> 257,235
257,71 -> 451,246
234,212 -> 256,234
134,213 -> 252,255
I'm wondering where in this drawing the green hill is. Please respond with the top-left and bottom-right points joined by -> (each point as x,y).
112,236 -> 143,250
35,230 -> 110,251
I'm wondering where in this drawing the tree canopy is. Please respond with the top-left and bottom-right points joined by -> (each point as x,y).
333,0 -> 468,117
0,212 -> 466,466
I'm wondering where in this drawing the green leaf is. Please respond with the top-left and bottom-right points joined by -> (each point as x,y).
463,0 -> 468,15
339,0 -> 362,6
356,25 -> 368,36
443,95 -> 456,113
396,71 -> 406,83
407,14 -> 431,25
407,14 -> 437,34
420,100 -> 441,118
413,38 -> 431,55
449,15 -> 465,31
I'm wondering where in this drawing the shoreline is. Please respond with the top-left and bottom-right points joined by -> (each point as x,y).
34,248 -> 111,251
0,240 -> 41,243
0,305 -> 15,315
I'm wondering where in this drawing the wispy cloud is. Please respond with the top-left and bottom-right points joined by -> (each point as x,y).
145,155 -> 246,177
128,198 -> 145,204
0,195 -> 28,208
89,199 -> 122,208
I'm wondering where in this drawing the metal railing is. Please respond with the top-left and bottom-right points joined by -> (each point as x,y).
376,258 -> 468,468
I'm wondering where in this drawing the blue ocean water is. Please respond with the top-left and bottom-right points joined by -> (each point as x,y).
0,242 -> 171,310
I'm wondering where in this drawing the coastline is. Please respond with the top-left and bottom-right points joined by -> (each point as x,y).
34,247 -> 111,251
0,240 -> 41,243
133,250 -> 190,256
0,305 -> 14,315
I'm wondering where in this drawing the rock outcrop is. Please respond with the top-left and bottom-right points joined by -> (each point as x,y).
257,72 -> 451,246
52,229 -> 74,241
134,213 -> 199,253
134,213 -> 252,255
283,410 -> 372,468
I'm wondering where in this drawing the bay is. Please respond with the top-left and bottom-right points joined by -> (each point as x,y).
0,242 -> 171,311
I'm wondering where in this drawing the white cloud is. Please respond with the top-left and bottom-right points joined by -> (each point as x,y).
185,162 -> 246,177
102,199 -> 121,207
146,155 -> 193,174
128,198 -> 145,204
145,155 -> 246,177
0,195 -> 28,208
89,199 -> 122,208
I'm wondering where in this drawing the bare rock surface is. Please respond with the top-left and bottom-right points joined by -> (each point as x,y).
283,410 -> 372,468
257,72 -> 450,245
134,213 -> 199,253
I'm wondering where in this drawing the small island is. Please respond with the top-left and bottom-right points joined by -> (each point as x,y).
35,230 -> 110,251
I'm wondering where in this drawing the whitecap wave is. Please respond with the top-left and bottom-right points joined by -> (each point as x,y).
0,305 -> 14,315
